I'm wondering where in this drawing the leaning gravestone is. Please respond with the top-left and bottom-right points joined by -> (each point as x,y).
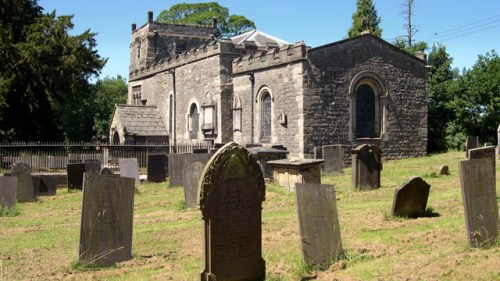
0,176 -> 17,208
79,173 -> 135,266
391,177 -> 430,217
199,142 -> 266,281
468,146 -> 496,178
11,162 -> 36,202
465,136 -> 479,157
351,144 -> 382,189
147,154 -> 167,183
119,158 -> 140,187
459,157 -> 499,247
322,144 -> 343,174
295,183 -> 343,269
182,161 -> 204,208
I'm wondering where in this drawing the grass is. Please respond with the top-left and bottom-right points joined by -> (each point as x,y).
0,151 -> 499,280
0,204 -> 20,217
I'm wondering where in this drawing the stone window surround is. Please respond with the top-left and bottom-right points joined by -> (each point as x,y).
132,85 -> 142,106
201,91 -> 217,134
233,94 -> 242,132
255,86 -> 274,144
348,71 -> 387,141
186,99 -> 200,140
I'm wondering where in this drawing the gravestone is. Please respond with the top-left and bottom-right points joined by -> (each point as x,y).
199,142 -> 266,281
459,158 -> 499,247
168,153 -> 212,187
465,136 -> 479,157
119,158 -> 140,187
182,161 -> 204,208
351,144 -> 382,189
100,167 -> 114,175
79,173 -> 135,266
193,148 -> 209,154
322,144 -> 343,174
11,162 -> 36,202
267,159 -> 324,192
147,154 -> 167,183
295,183 -> 343,269
439,165 -> 449,176
0,176 -> 17,208
313,146 -> 322,159
391,177 -> 431,217
468,146 -> 496,178
67,161 -> 101,190
32,175 -> 57,196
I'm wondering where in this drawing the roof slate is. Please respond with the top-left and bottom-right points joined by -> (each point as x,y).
114,105 -> 168,136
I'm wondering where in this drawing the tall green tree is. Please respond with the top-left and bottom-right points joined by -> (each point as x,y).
348,0 -> 382,38
92,75 -> 127,138
156,2 -> 255,37
0,0 -> 106,141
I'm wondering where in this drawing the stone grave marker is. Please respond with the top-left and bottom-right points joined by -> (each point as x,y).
32,175 -> 57,196
351,144 -> 382,189
313,146 -> 322,159
67,161 -> 101,190
168,153 -> 212,187
199,142 -> 266,281
465,136 -> 479,157
100,167 -> 114,175
0,176 -> 17,208
182,161 -> 204,208
85,160 -> 102,173
119,158 -> 140,187
439,165 -> 450,176
459,158 -> 499,247
391,177 -> 431,217
322,144 -> 343,174
468,146 -> 496,177
11,162 -> 36,202
295,183 -> 343,269
79,173 -> 135,266
147,154 -> 167,183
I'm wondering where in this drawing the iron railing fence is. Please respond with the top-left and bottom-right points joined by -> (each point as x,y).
0,141 -> 212,173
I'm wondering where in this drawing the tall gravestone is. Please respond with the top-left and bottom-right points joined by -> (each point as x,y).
79,173 -> 135,266
119,158 -> 140,187
322,144 -> 343,174
147,154 -> 167,183
459,158 -> 499,247
67,161 -> 101,190
182,161 -> 204,208
168,153 -> 212,187
0,176 -> 17,208
351,144 -> 382,189
11,162 -> 36,202
391,177 -> 430,217
468,146 -> 496,177
295,183 -> 343,269
199,142 -> 266,281
465,136 -> 479,157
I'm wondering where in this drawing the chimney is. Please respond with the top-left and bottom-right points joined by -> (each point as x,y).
131,23 -> 137,32
148,11 -> 153,23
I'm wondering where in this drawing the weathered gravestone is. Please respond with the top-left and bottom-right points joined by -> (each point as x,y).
199,142 -> 266,281
11,162 -> 36,202
119,158 -> 140,187
322,144 -> 344,174
351,144 -> 382,189
182,161 -> 204,208
459,158 -> 499,247
0,176 -> 17,208
168,153 -> 212,187
32,175 -> 57,196
147,154 -> 167,183
391,177 -> 431,217
99,167 -> 114,175
465,136 -> 479,157
468,146 -> 496,178
79,173 -> 135,266
439,165 -> 450,176
313,146 -> 322,159
67,161 -> 101,190
295,183 -> 343,269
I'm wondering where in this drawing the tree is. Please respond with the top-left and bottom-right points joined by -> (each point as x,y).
392,0 -> 427,55
347,0 -> 382,38
92,75 -> 128,138
0,0 -> 106,141
156,2 -> 255,37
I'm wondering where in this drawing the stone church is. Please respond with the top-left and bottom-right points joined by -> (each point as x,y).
110,11 -> 428,159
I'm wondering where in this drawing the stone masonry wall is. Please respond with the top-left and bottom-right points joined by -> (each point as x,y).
304,34 -> 428,160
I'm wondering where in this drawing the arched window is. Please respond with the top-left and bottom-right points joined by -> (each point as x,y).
233,95 -> 242,131
356,84 -> 377,138
169,94 -> 174,136
112,131 -> 120,144
188,103 -> 199,139
261,92 -> 272,142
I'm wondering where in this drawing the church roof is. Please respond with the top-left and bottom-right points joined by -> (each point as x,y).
113,104 -> 168,136
231,30 -> 291,48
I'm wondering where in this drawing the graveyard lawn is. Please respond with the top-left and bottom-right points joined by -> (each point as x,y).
0,151 -> 499,280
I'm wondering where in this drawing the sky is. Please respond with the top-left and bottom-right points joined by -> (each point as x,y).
39,0 -> 500,81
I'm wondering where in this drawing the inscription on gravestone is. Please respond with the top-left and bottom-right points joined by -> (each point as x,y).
11,162 -> 36,202
322,144 -> 344,174
199,142 -> 266,281
119,158 -> 140,187
79,173 -> 135,266
182,161 -> 204,208
147,154 -> 167,183
0,176 -> 17,208
295,183 -> 343,269
391,177 -> 430,217
459,158 -> 499,247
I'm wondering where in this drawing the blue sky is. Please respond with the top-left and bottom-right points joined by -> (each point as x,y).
39,0 -> 500,80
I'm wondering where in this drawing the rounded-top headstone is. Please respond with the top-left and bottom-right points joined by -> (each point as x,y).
439,165 -> 450,176
11,162 -> 36,202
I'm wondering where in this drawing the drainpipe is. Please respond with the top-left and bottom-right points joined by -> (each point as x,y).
248,72 -> 255,144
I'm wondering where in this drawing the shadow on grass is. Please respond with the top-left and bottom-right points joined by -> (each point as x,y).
385,206 -> 440,221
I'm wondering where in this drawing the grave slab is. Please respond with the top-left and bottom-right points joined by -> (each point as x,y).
0,176 -> 17,208
147,154 -> 167,183
11,162 -> 35,202
322,144 -> 344,174
391,177 -> 430,217
168,154 -> 212,187
182,161 -> 204,208
267,159 -> 324,192
119,158 -> 140,187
